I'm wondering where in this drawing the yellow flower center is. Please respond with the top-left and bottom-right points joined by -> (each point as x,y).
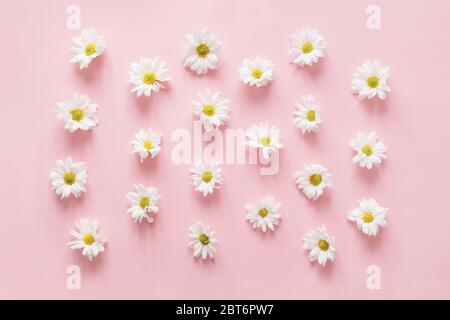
199,233 -> 210,245
362,212 -> 374,223
302,42 -> 314,54
63,171 -> 76,185
251,68 -> 263,79
83,233 -> 95,245
318,239 -> 329,251
306,110 -> 316,122
202,104 -> 216,117
201,171 -> 213,183
143,140 -> 153,150
84,43 -> 96,56
258,136 -> 271,146
139,197 -> 150,209
309,173 -> 322,186
196,43 -> 210,58
361,145 -> 373,156
143,72 -> 157,85
367,76 -> 380,89
70,108 -> 84,122
258,208 -> 269,218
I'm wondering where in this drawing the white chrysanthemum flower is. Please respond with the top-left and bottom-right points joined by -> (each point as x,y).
192,90 -> 230,132
351,60 -> 391,100
189,161 -> 223,197
303,225 -> 336,267
126,184 -> 161,223
130,128 -> 162,163
183,29 -> 221,75
239,57 -> 274,87
348,198 -> 388,237
246,122 -> 283,161
350,131 -> 387,169
67,219 -> 107,261
49,157 -> 87,199
245,196 -> 282,232
128,57 -> 171,97
293,95 -> 323,134
69,28 -> 105,69
188,222 -> 218,260
289,27 -> 326,67
294,164 -> 332,200
55,93 -> 99,133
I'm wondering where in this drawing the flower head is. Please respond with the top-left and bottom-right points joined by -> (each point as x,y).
350,131 -> 387,169
183,29 -> 221,75
193,90 -> 230,131
126,184 -> 161,223
293,95 -> 323,134
131,128 -> 162,162
55,93 -> 98,133
128,57 -> 171,97
289,27 -> 326,67
294,164 -> 332,200
190,161 -> 223,197
239,57 -> 274,87
303,225 -> 336,267
50,157 -> 87,199
69,28 -> 105,69
188,222 -> 218,260
67,219 -> 107,261
348,199 -> 388,236
245,196 -> 282,232
246,122 -> 283,161
351,60 -> 391,100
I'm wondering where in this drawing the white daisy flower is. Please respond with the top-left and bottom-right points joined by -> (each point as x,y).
67,219 -> 107,261
49,157 -> 87,199
188,222 -> 218,260
348,198 -> 388,237
69,28 -> 105,69
293,95 -> 323,134
350,131 -> 387,169
128,57 -> 171,97
183,29 -> 221,75
55,93 -> 99,133
126,184 -> 161,223
294,164 -> 332,200
239,57 -> 274,87
189,161 -> 223,197
351,60 -> 391,100
289,27 -> 326,67
303,225 -> 336,267
245,196 -> 282,233
246,122 -> 283,161
130,128 -> 162,163
193,90 -> 230,132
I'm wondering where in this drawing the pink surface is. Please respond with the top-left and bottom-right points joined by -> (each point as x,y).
1,0 -> 449,299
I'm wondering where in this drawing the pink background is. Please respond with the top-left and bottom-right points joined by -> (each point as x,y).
1,0 -> 449,299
